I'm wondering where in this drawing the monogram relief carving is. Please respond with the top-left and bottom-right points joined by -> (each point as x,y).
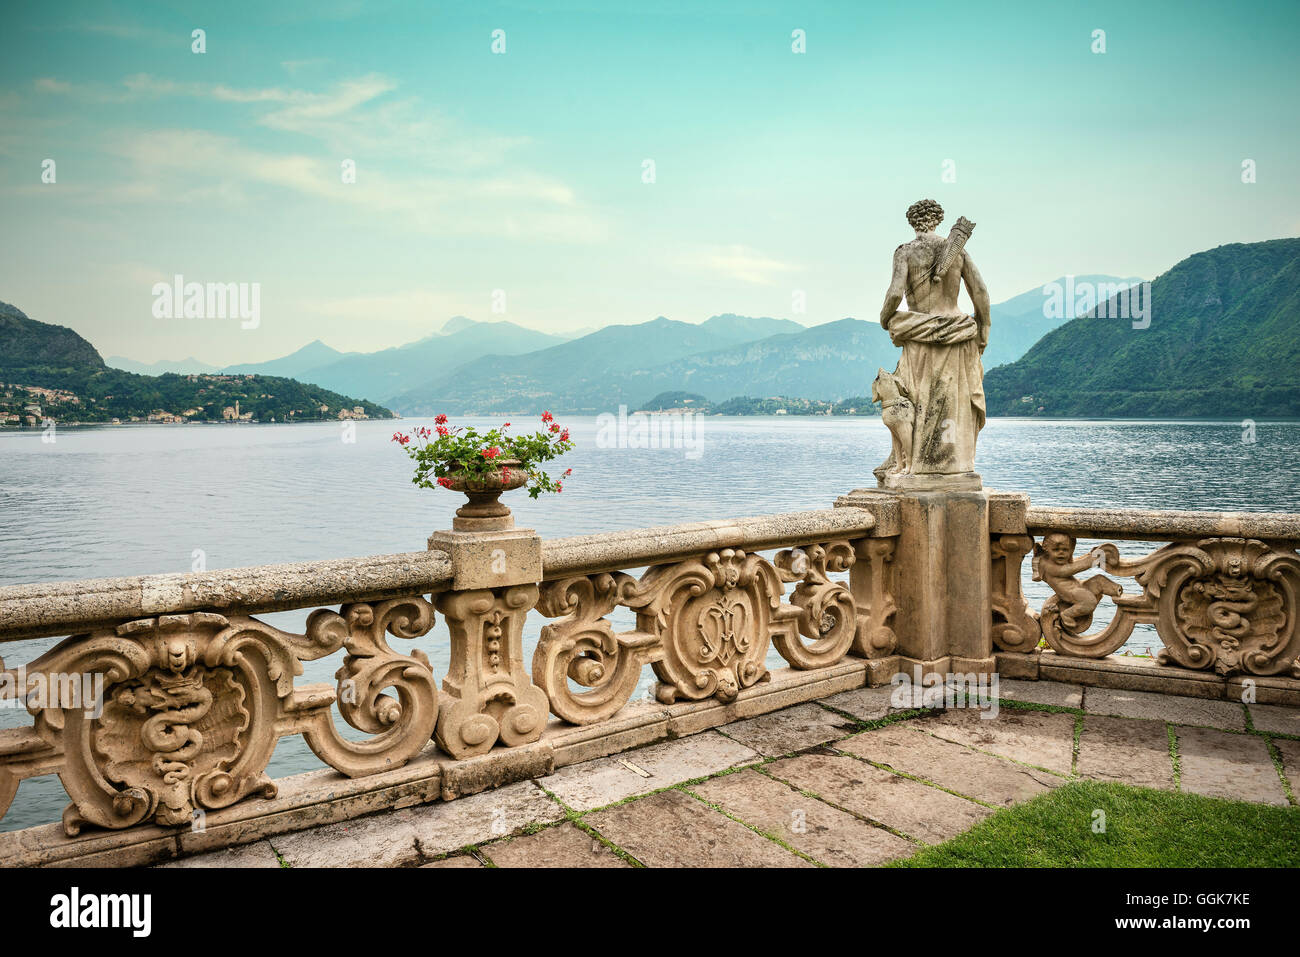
638,549 -> 792,704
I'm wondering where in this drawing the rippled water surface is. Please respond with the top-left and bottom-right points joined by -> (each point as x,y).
2,417 -> 1297,830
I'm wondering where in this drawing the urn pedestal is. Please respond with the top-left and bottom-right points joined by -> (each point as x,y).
427,478 -> 547,761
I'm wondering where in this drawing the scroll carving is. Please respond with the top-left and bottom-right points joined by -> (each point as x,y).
533,573 -> 660,725
773,542 -> 858,669
1153,538 -> 1300,677
1030,532 -> 1300,678
297,598 -> 439,777
0,598 -> 438,835
991,534 -> 1041,652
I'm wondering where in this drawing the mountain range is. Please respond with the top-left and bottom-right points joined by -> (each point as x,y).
102,280 -> 1115,414
985,240 -> 1300,417
107,316 -> 568,405
78,245 -> 1296,420
386,285 -> 1131,415
392,313 -> 807,414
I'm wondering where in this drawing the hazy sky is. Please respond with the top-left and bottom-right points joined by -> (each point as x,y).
2,0 -> 1297,364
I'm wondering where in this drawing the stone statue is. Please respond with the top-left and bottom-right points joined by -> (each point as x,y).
874,199 -> 990,489
1032,533 -> 1123,632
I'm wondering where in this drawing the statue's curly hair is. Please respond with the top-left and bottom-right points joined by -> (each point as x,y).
906,198 -> 944,232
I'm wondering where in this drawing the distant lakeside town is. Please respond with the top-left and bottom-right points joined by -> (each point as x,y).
0,373 -> 386,428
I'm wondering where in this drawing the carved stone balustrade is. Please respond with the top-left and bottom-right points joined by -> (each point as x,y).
0,506 -> 900,859
990,503 -> 1300,680
533,509 -> 891,722
4,492 -> 1299,867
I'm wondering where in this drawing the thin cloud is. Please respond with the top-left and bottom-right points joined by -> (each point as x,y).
32,20 -> 181,45
103,129 -> 604,241
693,244 -> 801,285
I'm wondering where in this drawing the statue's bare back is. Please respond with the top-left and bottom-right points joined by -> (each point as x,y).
898,236 -> 966,316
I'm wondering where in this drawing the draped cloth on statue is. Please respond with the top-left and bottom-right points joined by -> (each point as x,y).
882,310 -> 986,475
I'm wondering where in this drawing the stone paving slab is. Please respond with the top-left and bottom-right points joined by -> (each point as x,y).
717,702 -> 857,756
996,679 -> 1083,709
1248,703 -> 1300,737
583,788 -> 811,867
272,779 -> 563,867
1077,715 -> 1175,790
156,839 -> 282,868
1086,687 -> 1245,730
1274,739 -> 1300,791
421,854 -> 483,867
542,730 -> 759,811
919,708 -> 1075,775
691,768 -> 916,866
159,679 -> 1300,869
272,807 -> 423,868
763,753 -> 991,844
409,780 -> 565,858
483,823 -> 631,868
1176,727 -> 1289,806
837,723 -> 1060,807
817,686 -> 897,721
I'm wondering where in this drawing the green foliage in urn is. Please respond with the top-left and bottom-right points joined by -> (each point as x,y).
393,412 -> 574,498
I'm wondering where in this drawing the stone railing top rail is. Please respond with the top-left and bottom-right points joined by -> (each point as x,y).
0,551 -> 454,643
540,507 -> 878,578
0,508 -> 878,643
1024,506 -> 1300,542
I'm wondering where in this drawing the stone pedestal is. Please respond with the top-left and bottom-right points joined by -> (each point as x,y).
427,514 -> 547,759
836,484 -> 993,679
428,528 -> 541,591
894,489 -> 992,672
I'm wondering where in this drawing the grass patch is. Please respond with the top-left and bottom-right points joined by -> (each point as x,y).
891,780 -> 1300,868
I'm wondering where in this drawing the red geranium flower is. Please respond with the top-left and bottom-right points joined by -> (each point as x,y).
541,410 -> 553,423
559,429 -> 569,442
434,414 -> 448,425
436,476 -> 453,488
481,446 -> 501,459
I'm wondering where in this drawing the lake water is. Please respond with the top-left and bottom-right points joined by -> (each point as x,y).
2,416 -> 1297,831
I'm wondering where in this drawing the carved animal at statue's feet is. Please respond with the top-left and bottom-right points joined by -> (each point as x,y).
872,367 -> 914,475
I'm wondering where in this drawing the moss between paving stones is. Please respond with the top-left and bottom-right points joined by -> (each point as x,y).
890,779 -> 1300,868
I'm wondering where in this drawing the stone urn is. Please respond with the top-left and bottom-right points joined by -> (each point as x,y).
444,460 -> 528,531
